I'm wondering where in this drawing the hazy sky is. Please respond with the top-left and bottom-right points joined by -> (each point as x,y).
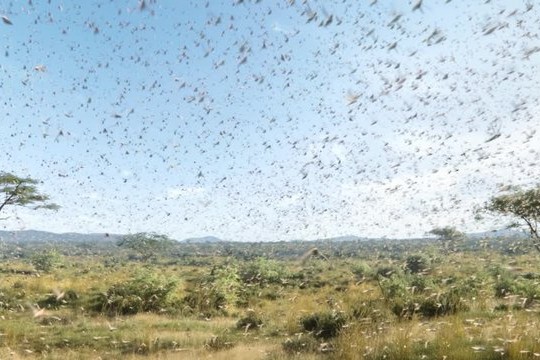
1,0 -> 539,241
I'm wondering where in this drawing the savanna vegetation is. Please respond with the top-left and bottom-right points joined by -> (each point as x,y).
1,233 -> 540,360
2,181 -> 540,359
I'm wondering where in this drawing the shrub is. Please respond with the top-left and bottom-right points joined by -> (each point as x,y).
205,335 -> 235,351
210,264 -> 243,306
351,261 -> 373,280
436,289 -> 468,315
376,265 -> 400,278
494,276 -> 516,298
90,270 -> 177,315
236,311 -> 263,331
300,311 -> 347,339
405,254 -> 429,274
30,249 -> 62,272
390,289 -> 468,319
182,286 -> 227,316
239,258 -> 288,285
515,280 -> 540,308
378,274 -> 408,300
37,289 -> 79,309
409,274 -> 432,293
390,298 -> 418,319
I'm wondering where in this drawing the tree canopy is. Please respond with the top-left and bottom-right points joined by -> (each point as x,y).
117,232 -> 175,261
428,226 -> 464,241
485,185 -> 540,251
0,172 -> 59,216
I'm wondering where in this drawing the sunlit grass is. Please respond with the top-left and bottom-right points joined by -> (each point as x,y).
2,247 -> 540,359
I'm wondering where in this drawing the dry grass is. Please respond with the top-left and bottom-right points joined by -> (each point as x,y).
2,248 -> 540,359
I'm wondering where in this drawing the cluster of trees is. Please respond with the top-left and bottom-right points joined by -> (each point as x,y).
2,171 -> 540,254
429,185 -> 540,252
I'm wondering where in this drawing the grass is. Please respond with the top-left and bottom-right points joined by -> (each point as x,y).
2,241 -> 540,358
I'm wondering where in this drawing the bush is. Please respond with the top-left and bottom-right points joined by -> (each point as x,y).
390,289 -> 468,319
236,311 -> 263,331
300,311 -> 347,339
37,289 -> 79,309
405,254 -> 429,274
205,335 -> 235,351
91,270 -> 177,315
210,264 -> 243,306
494,276 -> 516,298
515,280 -> 540,308
408,274 -> 431,293
376,265 -> 400,278
239,258 -> 288,285
378,274 -> 408,299
30,250 -> 62,272
351,261 -> 373,280
182,286 -> 227,316
390,299 -> 418,319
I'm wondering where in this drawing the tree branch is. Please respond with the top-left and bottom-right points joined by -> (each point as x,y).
0,182 -> 22,214
520,215 -> 540,252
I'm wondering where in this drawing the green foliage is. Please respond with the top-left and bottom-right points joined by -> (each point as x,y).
117,232 -> 175,261
489,265 -> 517,298
379,272 -> 467,319
37,289 -> 79,309
405,254 -> 429,274
408,274 -> 432,292
183,263 -> 246,313
515,280 -> 540,308
485,185 -> 540,251
350,261 -> 373,280
0,172 -> 59,215
5,233 -> 540,358
30,249 -> 63,272
210,263 -> 243,306
494,276 -> 516,298
376,264 -> 401,278
90,270 -> 177,315
390,288 -> 468,319
236,311 -> 263,331
239,258 -> 288,285
378,273 -> 408,299
182,286 -> 227,316
428,226 -> 464,241
300,311 -> 347,339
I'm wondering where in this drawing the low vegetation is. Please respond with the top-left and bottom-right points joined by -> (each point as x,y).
0,236 -> 540,359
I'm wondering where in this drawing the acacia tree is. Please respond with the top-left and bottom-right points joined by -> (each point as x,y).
0,172 -> 59,217
117,232 -> 175,261
428,226 -> 465,242
484,185 -> 540,252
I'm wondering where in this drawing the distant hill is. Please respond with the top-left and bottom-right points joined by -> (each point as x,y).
467,228 -> 527,239
181,236 -> 223,244
0,229 -> 528,245
0,230 -> 225,244
318,235 -> 369,242
0,230 -> 120,243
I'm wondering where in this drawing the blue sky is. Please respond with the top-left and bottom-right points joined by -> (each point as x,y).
1,0 -> 539,241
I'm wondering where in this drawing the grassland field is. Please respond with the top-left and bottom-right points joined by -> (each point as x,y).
1,237 -> 540,359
